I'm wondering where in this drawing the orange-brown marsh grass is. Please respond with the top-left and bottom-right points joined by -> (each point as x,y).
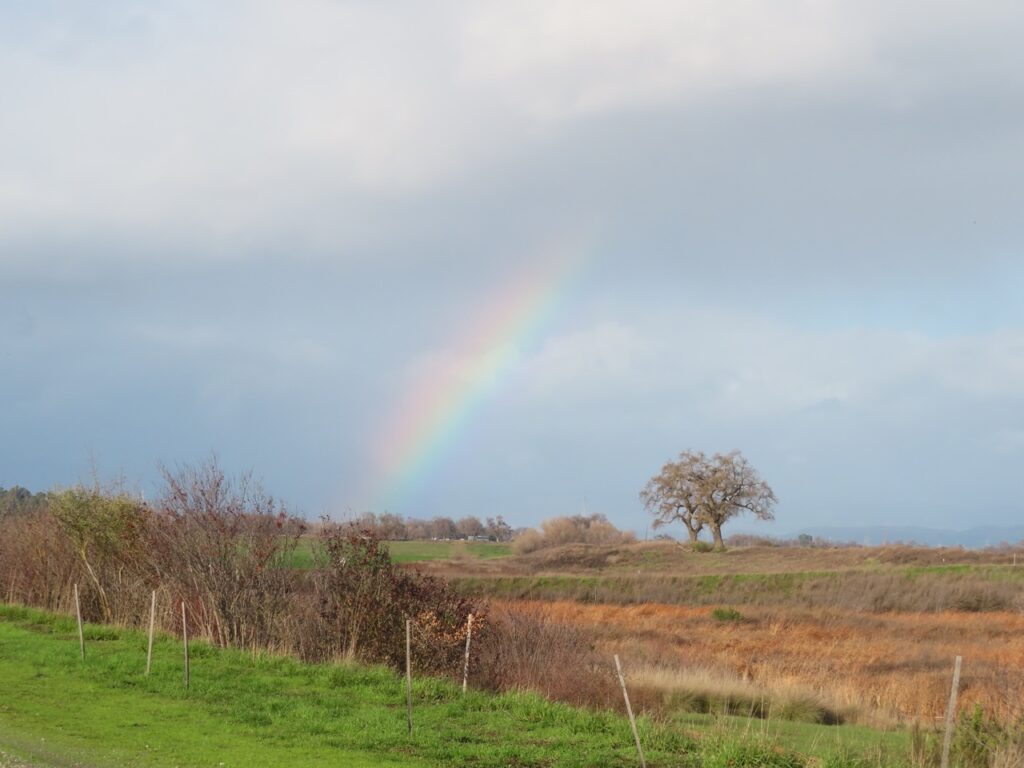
500,599 -> 1024,725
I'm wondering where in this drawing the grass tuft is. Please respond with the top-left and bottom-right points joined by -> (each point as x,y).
712,607 -> 745,622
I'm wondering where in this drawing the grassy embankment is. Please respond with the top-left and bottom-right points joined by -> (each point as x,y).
430,540 -> 1024,613
449,564 -> 1024,612
0,605 -> 909,767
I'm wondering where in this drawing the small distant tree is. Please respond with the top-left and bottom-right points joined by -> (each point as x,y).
405,518 -> 431,540
376,512 -> 408,540
0,485 -> 50,520
485,515 -> 514,542
429,516 -> 457,540
640,450 -> 776,551
456,515 -> 485,538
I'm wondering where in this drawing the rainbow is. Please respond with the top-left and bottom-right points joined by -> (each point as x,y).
367,240 -> 587,513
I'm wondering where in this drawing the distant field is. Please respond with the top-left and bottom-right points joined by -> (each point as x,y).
447,563 -> 1024,612
0,605 -> 903,767
416,541 -> 1024,613
289,538 -> 512,568
388,539 -> 513,563
420,540 -> 1024,578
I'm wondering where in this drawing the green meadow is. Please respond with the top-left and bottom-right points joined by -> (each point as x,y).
0,605 -> 910,768
387,539 -> 513,563
288,537 -> 512,568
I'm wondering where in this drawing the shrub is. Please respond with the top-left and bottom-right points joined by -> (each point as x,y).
50,486 -> 149,623
955,705 -> 1012,768
0,485 -> 50,520
0,508 -> 77,611
513,514 -> 635,554
711,607 -> 743,622
0,460 -> 486,679
473,604 -> 619,708
305,524 -> 479,674
148,458 -> 305,649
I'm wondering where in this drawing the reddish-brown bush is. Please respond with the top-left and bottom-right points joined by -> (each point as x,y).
473,604 -> 619,708
0,508 -> 78,611
303,524 -> 478,673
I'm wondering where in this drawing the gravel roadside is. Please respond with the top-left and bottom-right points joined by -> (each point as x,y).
0,747 -> 39,768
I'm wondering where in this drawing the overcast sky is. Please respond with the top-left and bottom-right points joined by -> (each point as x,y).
2,1 -> 1023,533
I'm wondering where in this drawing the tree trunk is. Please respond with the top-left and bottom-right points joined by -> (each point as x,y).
686,525 -> 700,544
710,524 -> 725,551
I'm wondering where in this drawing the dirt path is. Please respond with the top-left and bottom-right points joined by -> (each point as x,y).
0,743 -> 91,768
0,747 -> 42,768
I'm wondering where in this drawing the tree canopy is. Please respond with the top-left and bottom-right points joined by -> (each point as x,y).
0,485 -> 49,520
640,450 -> 776,550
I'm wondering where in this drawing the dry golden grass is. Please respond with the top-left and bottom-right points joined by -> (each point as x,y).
627,663 -> 844,723
420,542 -> 1024,726
500,599 -> 1024,725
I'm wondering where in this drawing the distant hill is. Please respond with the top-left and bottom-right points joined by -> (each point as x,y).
792,525 -> 1024,548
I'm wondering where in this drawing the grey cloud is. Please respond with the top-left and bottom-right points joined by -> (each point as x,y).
2,1 -> 1023,531
3,1 -> 1023,275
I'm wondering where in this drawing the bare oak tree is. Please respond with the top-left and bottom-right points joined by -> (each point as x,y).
640,450 -> 776,550
640,454 -> 706,544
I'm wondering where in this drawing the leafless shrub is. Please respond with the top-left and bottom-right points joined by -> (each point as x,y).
473,604 -> 619,707
0,509 -> 78,610
147,457 -> 305,649
514,514 -> 635,554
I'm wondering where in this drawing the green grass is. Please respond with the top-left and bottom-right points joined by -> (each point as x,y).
0,605 -> 911,767
710,607 -> 744,622
387,540 -> 513,563
668,712 -> 908,757
287,538 -> 512,568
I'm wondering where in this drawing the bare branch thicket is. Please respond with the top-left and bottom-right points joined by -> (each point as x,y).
514,514 -> 635,554
148,456 -> 305,649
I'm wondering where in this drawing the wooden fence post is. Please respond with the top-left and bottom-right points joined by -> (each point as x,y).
145,590 -> 156,676
941,655 -> 962,768
614,654 -> 647,768
182,602 -> 190,690
406,619 -> 413,735
73,583 -> 85,661
462,614 -> 474,694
